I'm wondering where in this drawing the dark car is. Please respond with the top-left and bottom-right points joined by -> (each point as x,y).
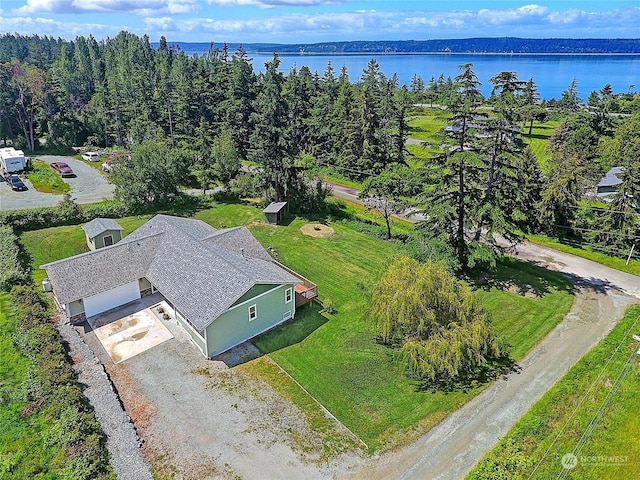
8,174 -> 27,191
50,161 -> 74,177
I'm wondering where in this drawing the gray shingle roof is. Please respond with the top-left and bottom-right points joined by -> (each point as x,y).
42,214 -> 301,332
597,166 -> 624,188
82,218 -> 123,239
203,227 -> 274,262
42,233 -> 164,304
263,201 -> 287,213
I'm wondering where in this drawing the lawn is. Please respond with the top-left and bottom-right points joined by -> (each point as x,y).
468,305 -> 640,480
521,118 -> 562,174
246,209 -> 573,450
20,202 -> 574,452
406,108 -> 449,142
26,159 -> 70,194
0,294 -> 68,478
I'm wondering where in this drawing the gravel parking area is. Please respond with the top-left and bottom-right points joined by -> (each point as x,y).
81,311 -> 364,480
0,155 -> 114,210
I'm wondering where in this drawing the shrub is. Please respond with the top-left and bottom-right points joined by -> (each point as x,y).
0,224 -> 27,290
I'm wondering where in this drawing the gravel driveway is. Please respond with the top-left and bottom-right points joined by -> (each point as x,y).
82,309 -> 365,480
0,155 -> 114,210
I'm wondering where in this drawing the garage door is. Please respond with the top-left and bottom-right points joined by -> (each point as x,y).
83,280 -> 141,318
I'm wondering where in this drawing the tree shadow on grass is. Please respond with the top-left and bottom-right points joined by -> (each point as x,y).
251,304 -> 329,355
412,356 -> 516,394
469,256 -> 573,297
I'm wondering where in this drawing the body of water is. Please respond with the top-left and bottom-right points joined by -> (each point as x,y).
183,45 -> 639,100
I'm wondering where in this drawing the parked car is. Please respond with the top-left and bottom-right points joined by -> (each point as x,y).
50,162 -> 74,177
82,151 -> 100,162
7,174 -> 27,191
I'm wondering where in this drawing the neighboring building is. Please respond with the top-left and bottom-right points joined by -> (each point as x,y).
597,166 -> 624,199
82,218 -> 124,250
42,214 -> 313,358
263,201 -> 287,225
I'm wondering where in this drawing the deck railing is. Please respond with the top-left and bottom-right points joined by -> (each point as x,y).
273,260 -> 318,300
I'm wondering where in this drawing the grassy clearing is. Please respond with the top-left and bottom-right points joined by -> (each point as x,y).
238,351 -> 361,459
406,109 -> 449,141
528,234 -> 640,277
521,118 -> 562,174
469,305 -> 640,480
19,201 -> 574,452
246,208 -> 572,450
473,258 -> 574,360
0,294 -> 67,478
26,160 -> 70,194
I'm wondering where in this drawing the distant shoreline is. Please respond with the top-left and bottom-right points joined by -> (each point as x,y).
247,51 -> 640,56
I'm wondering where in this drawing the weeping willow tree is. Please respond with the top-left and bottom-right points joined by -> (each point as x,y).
371,257 -> 508,388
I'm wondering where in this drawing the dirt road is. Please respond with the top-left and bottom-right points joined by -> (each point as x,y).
343,241 -> 640,480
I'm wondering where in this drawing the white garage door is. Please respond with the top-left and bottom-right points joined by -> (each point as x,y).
83,280 -> 141,318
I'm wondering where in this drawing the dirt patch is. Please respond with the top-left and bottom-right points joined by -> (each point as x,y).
300,223 -> 335,238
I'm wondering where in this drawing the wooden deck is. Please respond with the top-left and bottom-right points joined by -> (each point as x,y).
274,261 -> 318,307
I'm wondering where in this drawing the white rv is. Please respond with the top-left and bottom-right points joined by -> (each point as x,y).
0,147 -> 27,174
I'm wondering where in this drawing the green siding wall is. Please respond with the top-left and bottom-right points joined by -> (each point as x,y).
67,299 -> 84,316
231,284 -> 278,307
206,284 -> 295,357
89,230 -> 122,250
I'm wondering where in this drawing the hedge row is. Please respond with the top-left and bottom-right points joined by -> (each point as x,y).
10,285 -> 115,480
0,197 -> 131,232
0,224 -> 28,289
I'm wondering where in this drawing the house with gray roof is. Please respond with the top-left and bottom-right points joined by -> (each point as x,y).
42,214 -> 307,358
82,217 -> 124,250
596,166 -> 624,199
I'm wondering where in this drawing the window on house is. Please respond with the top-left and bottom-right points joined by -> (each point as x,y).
103,235 -> 114,246
248,304 -> 257,321
285,287 -> 293,304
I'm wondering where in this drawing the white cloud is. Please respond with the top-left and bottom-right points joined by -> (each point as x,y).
477,4 -> 548,25
15,0 -> 199,15
548,8 -> 587,25
1,15 -> 119,39
207,0 -> 344,7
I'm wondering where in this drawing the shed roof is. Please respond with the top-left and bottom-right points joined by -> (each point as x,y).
43,214 -> 301,332
82,218 -> 124,239
263,201 -> 287,214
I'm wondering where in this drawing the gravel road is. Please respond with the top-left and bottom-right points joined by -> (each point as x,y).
0,155 -> 114,210
343,241 -> 640,480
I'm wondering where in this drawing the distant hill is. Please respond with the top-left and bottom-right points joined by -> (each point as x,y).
165,38 -> 640,55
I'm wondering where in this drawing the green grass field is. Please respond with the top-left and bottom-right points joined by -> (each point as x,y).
20,202 -> 573,452
520,118 -> 562,174
469,305 -> 640,480
26,160 -> 70,194
0,294 -> 68,478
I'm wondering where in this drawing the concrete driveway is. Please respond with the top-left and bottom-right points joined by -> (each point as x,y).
0,155 -> 114,210
93,304 -> 174,364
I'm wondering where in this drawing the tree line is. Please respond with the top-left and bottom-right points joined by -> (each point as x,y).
2,32 -> 639,270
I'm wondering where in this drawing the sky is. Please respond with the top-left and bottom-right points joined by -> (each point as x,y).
1,1 -> 639,44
